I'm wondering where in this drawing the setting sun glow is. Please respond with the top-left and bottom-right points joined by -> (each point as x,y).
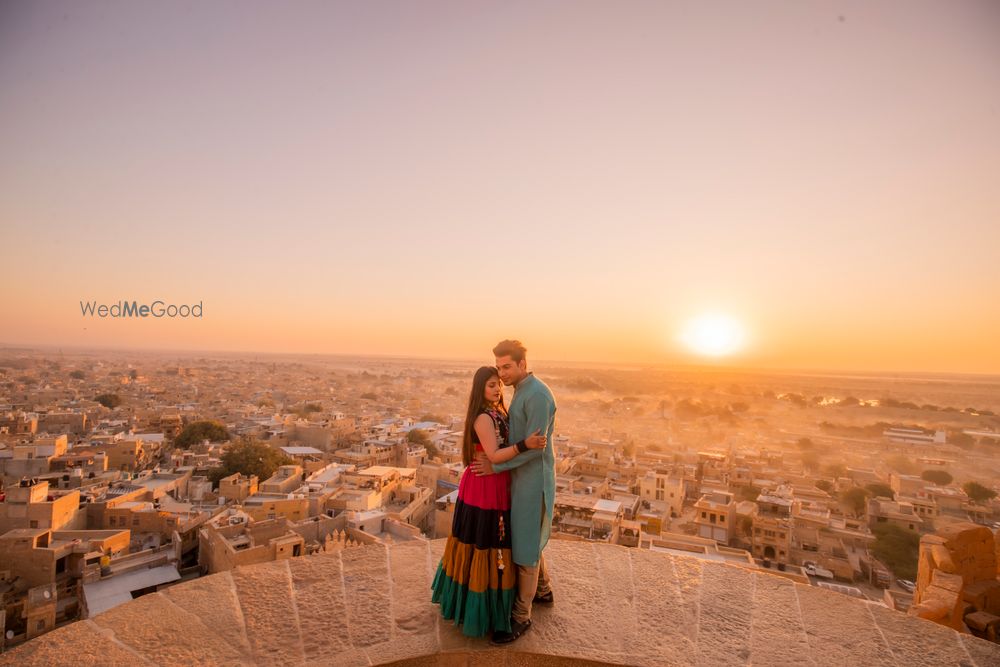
679,314 -> 747,358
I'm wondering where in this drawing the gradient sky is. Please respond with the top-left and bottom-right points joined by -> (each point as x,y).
2,1 -> 999,373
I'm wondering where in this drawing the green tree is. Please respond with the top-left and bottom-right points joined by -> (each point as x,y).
737,515 -> 754,540
94,393 -> 121,409
796,437 -> 814,450
69,370 -> 86,380
209,439 -> 293,485
963,481 -> 998,504
294,402 -> 323,418
175,420 -> 230,448
840,487 -> 871,517
886,454 -> 918,475
738,485 -> 761,502
420,414 -> 446,424
801,451 -> 821,471
623,440 -> 637,458
824,463 -> 848,478
785,393 -> 807,407
920,470 -> 953,486
950,431 -> 975,450
360,392 -> 378,400
865,482 -> 895,499
815,479 -> 834,493
871,523 -> 920,580
407,429 -> 431,446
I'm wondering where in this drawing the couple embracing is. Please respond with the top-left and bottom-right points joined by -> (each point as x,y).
430,339 -> 556,644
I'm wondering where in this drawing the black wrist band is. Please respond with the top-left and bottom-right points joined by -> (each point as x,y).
516,440 -> 527,453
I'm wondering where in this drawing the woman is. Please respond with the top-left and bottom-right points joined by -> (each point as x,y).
430,366 -> 546,637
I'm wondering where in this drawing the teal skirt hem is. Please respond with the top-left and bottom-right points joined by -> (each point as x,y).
431,561 -> 514,637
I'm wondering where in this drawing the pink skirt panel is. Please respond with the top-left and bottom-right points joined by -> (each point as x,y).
458,465 -> 511,511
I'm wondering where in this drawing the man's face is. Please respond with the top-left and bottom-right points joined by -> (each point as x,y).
495,355 -> 527,387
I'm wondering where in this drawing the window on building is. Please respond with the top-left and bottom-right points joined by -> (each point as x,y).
30,520 -> 39,528
719,515 -> 725,523
701,512 -> 706,519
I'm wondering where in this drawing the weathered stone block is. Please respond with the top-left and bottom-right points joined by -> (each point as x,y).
231,559 -> 306,665
964,579 -> 1000,616
92,591 -> 250,664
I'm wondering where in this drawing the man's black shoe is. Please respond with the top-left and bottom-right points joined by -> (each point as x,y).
533,590 -> 554,606
491,618 -> 531,645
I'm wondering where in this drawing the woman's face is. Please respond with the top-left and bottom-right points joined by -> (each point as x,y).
483,375 -> 503,405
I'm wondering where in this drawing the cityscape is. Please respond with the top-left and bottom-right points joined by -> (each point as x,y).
0,347 -> 999,662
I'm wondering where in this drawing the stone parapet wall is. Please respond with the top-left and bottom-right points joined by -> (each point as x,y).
3,539 -> 998,666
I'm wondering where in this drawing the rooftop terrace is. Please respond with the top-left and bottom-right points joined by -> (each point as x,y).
3,539 -> 998,666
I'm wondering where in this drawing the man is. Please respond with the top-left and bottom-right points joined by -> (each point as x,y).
471,339 -> 556,644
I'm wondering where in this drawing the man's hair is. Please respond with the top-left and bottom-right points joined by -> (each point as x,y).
493,339 -> 527,363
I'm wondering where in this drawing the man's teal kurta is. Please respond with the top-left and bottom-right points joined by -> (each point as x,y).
492,373 -> 556,566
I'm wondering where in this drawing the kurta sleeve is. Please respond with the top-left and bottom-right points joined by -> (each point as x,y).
492,389 -> 554,472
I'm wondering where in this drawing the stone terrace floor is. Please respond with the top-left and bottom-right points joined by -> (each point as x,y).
3,539 -> 999,666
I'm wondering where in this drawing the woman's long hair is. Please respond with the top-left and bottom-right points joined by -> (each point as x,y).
462,366 -> 506,466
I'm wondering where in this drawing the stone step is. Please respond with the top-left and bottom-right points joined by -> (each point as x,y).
160,569 -> 254,659
231,559 -> 306,665
286,550 -> 360,663
1,619 -> 147,666
92,591 -> 251,665
795,581 -> 895,666
749,571 -> 814,666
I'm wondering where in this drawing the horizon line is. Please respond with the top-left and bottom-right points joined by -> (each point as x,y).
2,340 -> 999,382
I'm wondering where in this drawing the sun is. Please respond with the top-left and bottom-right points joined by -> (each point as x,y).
678,313 -> 747,358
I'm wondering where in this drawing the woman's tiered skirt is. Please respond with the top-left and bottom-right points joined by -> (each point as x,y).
431,466 -> 515,637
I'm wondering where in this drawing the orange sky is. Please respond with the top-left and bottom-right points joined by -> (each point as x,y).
2,2 -> 999,373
